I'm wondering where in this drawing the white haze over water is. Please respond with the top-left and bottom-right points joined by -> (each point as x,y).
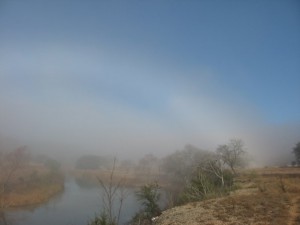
0,1 -> 299,165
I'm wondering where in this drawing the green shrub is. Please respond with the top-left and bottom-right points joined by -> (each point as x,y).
131,183 -> 161,224
88,213 -> 115,225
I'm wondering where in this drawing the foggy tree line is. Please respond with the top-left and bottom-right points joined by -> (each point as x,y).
88,139 -> 248,225
292,142 -> 300,165
2,139 -> 299,225
160,139 -> 246,205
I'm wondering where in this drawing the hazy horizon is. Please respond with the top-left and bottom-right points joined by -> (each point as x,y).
0,1 -> 299,165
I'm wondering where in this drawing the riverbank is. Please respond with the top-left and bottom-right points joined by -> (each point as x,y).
70,169 -> 167,188
2,182 -> 64,208
1,165 -> 65,208
155,167 -> 300,225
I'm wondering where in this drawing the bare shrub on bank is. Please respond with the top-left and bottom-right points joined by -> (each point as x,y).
89,158 -> 129,225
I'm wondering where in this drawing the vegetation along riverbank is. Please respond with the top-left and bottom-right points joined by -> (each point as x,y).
0,146 -> 64,208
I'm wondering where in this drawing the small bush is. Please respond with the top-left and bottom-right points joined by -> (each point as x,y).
131,183 -> 161,225
183,168 -> 234,202
88,213 -> 115,225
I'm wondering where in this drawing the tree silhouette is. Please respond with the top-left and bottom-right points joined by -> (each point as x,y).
217,139 -> 246,175
293,142 -> 300,165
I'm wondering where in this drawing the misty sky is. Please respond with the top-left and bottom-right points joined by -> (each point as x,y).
0,1 -> 299,164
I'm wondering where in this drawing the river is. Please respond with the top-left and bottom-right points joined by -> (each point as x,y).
4,178 -> 142,225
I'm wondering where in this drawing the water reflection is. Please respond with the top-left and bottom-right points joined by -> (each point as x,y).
75,177 -> 99,189
0,211 -> 8,225
4,178 -> 141,225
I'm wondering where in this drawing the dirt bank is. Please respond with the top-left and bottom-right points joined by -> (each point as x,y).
155,168 -> 300,225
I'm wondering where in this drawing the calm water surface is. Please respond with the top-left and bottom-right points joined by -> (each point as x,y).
5,178 -> 141,225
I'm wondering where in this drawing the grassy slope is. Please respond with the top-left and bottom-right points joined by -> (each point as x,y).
156,167 -> 300,225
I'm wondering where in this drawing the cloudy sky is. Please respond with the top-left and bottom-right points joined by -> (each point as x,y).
0,1 -> 299,164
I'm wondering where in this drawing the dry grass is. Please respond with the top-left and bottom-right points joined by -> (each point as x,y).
2,183 -> 64,207
156,167 -> 300,225
0,163 -> 64,208
70,168 -> 165,188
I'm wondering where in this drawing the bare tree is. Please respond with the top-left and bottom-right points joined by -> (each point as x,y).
96,158 -> 129,225
184,169 -> 213,201
292,142 -> 300,165
217,139 -> 246,175
205,157 -> 226,187
161,145 -> 212,181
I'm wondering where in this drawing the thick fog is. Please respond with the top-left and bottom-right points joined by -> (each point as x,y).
0,1 -> 299,166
